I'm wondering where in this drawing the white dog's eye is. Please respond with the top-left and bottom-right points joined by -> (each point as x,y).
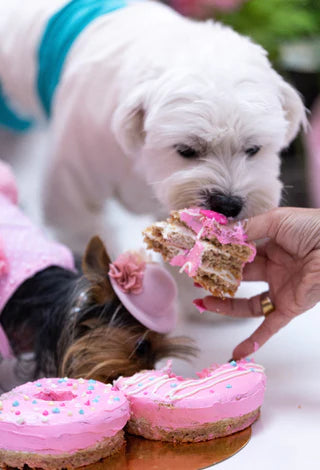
175,145 -> 199,159
245,145 -> 261,157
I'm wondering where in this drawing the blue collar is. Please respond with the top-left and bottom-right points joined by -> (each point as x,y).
0,0 -> 128,131
38,0 -> 128,117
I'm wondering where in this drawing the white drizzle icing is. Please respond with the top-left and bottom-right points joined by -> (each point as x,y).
170,370 -> 251,401
118,363 -> 264,402
179,261 -> 193,274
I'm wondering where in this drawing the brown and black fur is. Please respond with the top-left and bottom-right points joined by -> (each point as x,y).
1,236 -> 195,384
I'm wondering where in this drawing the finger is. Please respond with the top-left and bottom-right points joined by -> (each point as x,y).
242,255 -> 267,281
237,208 -> 287,242
232,311 -> 292,360
200,292 -> 269,318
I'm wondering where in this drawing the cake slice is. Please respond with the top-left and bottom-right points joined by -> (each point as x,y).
143,207 -> 256,297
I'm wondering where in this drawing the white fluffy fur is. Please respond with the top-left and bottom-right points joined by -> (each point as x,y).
0,0 -> 306,254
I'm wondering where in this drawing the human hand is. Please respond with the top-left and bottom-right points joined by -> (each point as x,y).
197,207 -> 320,360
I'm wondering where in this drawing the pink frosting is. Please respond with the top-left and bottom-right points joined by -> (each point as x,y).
109,252 -> 146,294
0,378 -> 129,455
115,359 -> 266,432
170,208 -> 256,281
177,207 -> 253,247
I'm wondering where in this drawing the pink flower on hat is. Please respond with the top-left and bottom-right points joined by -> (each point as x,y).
109,252 -> 146,295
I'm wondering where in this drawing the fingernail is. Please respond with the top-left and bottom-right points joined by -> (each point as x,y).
193,299 -> 206,313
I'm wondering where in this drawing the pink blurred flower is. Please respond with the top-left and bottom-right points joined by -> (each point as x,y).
170,0 -> 247,17
109,251 -> 146,294
0,239 -> 8,277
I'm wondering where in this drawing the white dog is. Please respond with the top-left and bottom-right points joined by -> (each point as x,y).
0,0 -> 306,256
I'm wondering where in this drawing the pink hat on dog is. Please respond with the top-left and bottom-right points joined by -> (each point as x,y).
109,252 -> 177,334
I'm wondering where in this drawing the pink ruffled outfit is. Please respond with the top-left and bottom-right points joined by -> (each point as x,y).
0,161 -> 74,359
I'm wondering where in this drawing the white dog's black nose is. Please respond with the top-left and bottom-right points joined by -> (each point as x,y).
206,192 -> 243,218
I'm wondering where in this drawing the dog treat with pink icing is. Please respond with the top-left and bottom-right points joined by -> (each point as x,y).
0,377 -> 129,469
143,207 -> 256,297
115,359 -> 266,443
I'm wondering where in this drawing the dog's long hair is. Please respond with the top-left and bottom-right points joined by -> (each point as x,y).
1,237 -> 195,383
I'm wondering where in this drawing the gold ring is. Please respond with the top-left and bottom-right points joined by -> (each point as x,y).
260,295 -> 275,316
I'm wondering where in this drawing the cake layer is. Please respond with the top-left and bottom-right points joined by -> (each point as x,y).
0,430 -> 125,470
0,378 -> 129,455
143,208 -> 256,297
126,409 -> 259,442
115,360 -> 266,433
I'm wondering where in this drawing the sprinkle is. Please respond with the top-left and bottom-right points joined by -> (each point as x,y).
86,391 -> 92,395
12,401 -> 19,407
78,378 -> 85,384
15,411 -> 21,415
89,379 -> 96,384
209,389 -> 215,394
35,383 -> 42,387
88,385 -> 95,391
48,401 -> 54,406
79,409 -> 84,415
170,383 -> 177,388
67,382 -> 73,387
250,368 -> 255,372
60,403 -> 66,407
17,417 -> 25,425
90,407 -> 96,411
84,400 -> 90,406
138,383 -> 143,387
245,357 -> 252,363
43,410 -> 49,416
148,377 -> 155,381
58,379 -> 65,383
230,360 -> 237,367
41,416 -> 49,423
113,397 -> 120,402
67,411 -> 73,416
226,384 -> 232,389
93,398 -> 99,403
23,395 -> 30,401
72,384 -> 78,390
52,408 -> 60,414
32,400 -> 37,405
143,392 -> 148,395
0,401 -> 3,410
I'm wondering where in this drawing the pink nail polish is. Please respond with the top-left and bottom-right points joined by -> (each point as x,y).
193,299 -> 206,313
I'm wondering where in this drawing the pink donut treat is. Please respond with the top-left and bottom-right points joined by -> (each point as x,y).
0,377 -> 129,469
115,359 -> 266,443
143,207 -> 256,297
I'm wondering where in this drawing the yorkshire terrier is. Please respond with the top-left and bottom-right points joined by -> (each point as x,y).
0,162 -> 194,393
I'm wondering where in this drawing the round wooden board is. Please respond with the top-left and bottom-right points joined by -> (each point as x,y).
83,427 -> 252,470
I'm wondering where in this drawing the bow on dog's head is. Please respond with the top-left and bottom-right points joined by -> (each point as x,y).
60,236 -> 195,382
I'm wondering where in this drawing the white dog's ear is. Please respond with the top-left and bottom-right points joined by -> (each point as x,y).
279,80 -> 308,147
112,87 -> 146,157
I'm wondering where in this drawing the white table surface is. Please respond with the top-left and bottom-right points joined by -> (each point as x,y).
170,281 -> 320,470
